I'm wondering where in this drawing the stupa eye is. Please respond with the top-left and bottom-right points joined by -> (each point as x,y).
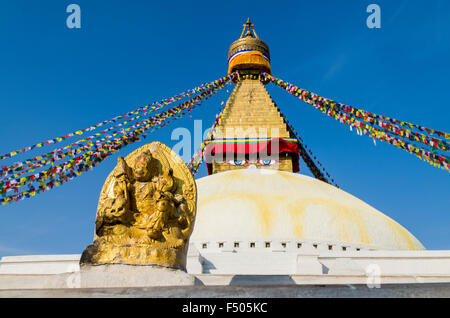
226,160 -> 247,165
258,160 -> 278,165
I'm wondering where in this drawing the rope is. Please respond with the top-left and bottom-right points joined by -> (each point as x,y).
187,89 -> 233,176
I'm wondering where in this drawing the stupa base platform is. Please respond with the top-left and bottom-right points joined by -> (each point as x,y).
0,264 -> 200,290
78,264 -> 200,288
1,283 -> 450,298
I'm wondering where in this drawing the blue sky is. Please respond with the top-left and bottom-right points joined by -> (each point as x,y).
0,0 -> 449,257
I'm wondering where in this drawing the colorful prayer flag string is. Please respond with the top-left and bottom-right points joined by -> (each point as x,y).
187,93 -> 231,176
274,103 -> 338,187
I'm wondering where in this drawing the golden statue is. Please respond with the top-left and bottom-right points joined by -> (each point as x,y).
80,142 -> 197,270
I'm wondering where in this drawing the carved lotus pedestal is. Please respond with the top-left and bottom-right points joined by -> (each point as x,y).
80,241 -> 190,269
79,142 -> 199,287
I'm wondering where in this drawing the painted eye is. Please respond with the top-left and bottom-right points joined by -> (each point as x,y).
226,160 -> 247,165
259,160 -> 278,165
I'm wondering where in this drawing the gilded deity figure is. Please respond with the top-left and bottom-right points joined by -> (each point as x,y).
80,142 -> 197,270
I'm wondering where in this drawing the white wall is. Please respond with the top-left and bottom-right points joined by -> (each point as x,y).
1,241 -> 450,288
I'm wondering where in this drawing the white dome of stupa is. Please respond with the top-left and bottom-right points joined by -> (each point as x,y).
190,169 -> 424,251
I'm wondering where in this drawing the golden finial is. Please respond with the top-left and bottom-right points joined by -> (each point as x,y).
239,18 -> 259,39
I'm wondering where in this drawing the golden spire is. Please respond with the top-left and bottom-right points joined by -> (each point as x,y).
204,20 -> 296,175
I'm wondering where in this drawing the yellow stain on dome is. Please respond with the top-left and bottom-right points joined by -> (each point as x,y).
197,192 -> 283,238
278,172 -> 370,245
286,201 -> 305,239
383,215 -> 418,250
285,198 -> 371,246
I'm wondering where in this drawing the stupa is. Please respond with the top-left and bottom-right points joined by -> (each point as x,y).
185,20 -> 443,283
190,20 -> 422,250
0,19 -> 450,296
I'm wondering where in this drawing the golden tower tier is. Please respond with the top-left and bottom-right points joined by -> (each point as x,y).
227,18 -> 271,75
206,20 -> 299,175
205,77 -> 300,174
